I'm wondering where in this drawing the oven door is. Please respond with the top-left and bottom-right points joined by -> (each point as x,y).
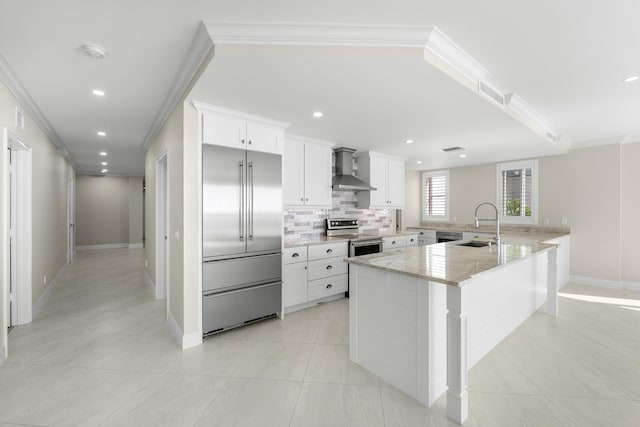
349,239 -> 384,257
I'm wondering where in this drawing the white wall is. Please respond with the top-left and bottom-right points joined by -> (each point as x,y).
76,175 -> 129,246
128,176 -> 144,245
0,78 -> 74,360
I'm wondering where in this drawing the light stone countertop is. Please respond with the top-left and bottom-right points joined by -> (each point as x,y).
284,230 -> 420,248
345,235 -> 560,287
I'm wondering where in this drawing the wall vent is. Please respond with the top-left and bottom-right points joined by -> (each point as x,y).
440,146 -> 465,153
478,81 -> 505,107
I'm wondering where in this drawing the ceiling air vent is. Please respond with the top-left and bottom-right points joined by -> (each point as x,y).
478,81 -> 505,107
440,146 -> 465,153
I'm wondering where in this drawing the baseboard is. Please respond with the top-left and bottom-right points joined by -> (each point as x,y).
283,294 -> 345,317
570,275 -> 640,292
76,243 -> 128,251
128,243 -> 143,249
167,311 -> 202,350
144,270 -> 155,292
33,262 -> 67,319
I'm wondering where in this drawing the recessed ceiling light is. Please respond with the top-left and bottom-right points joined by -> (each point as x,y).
460,153 -> 467,158
92,89 -> 105,96
313,111 -> 323,118
99,151 -> 107,156
101,162 -> 108,166
97,131 -> 106,137
101,169 -> 108,173
623,75 -> 639,83
416,160 -> 422,165
405,139 -> 414,144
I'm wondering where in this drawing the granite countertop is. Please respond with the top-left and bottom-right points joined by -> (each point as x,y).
345,235 -> 559,287
408,223 -> 570,238
284,230 -> 419,248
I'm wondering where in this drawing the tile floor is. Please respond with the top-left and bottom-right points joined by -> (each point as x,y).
1,248 -> 640,426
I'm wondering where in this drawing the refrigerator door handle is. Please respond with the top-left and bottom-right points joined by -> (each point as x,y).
239,160 -> 244,242
248,160 -> 254,240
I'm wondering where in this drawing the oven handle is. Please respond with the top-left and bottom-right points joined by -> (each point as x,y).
350,239 -> 384,247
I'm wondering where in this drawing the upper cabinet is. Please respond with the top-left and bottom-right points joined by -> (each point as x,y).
355,151 -> 405,209
194,101 -> 288,155
283,135 -> 334,208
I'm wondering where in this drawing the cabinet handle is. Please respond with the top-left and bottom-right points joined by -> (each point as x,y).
248,140 -> 252,145
326,284 -> 333,289
326,248 -> 333,253
292,253 -> 299,258
410,238 -> 415,242
305,198 -> 309,201
300,198 -> 304,202
392,241 -> 396,244
304,266 -> 307,270
241,139 -> 245,144
326,265 -> 333,270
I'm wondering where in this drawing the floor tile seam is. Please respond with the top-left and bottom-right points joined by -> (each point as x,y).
500,352 -> 551,397
224,339 -> 260,378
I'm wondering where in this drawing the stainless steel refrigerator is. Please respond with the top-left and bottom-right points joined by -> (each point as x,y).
202,144 -> 282,336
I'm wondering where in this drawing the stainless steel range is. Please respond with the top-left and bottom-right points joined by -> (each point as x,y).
326,219 -> 384,257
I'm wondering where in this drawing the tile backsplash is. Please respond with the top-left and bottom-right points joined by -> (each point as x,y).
284,190 -> 395,240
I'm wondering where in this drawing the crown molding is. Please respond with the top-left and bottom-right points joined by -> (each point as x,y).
204,21 -> 433,48
285,133 -> 336,147
0,51 -> 76,167
140,22 -> 214,151
424,26 -> 488,83
192,101 -> 290,130
504,93 -> 568,151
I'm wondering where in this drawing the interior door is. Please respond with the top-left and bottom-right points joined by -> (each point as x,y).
246,150 -> 282,254
7,148 -> 16,328
203,144 -> 247,259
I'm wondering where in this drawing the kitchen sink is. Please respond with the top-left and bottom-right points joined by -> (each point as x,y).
457,241 -> 490,248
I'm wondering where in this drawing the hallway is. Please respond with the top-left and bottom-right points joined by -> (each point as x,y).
2,248 -> 640,426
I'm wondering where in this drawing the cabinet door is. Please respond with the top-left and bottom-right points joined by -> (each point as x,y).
304,143 -> 333,207
283,262 -> 307,307
387,158 -> 405,207
246,121 -> 283,154
202,113 -> 245,149
283,138 -> 304,206
368,155 -> 388,207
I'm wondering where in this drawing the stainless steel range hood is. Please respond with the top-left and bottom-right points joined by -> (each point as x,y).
332,147 -> 377,191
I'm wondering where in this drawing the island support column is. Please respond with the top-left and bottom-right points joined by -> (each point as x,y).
446,284 -> 469,424
546,247 -> 558,318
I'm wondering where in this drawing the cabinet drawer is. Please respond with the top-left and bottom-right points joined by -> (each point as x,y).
283,246 -> 308,264
307,256 -> 348,280
308,242 -> 348,260
383,235 -> 407,251
308,274 -> 348,301
406,234 -> 418,246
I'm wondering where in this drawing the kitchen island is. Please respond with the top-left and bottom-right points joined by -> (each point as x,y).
346,235 -> 567,424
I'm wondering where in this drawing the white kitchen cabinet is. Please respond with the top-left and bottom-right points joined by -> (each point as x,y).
407,228 -> 437,246
406,234 -> 419,247
283,246 -> 308,307
283,241 -> 349,313
283,262 -> 308,307
383,235 -> 407,251
195,101 -> 288,155
354,151 -> 405,208
283,136 -> 333,208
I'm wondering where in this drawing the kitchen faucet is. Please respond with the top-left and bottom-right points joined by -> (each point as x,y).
474,202 -> 500,246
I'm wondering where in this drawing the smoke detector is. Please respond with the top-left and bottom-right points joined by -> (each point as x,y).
82,44 -> 108,59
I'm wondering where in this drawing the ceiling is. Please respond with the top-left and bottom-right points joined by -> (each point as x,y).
1,1 -> 639,175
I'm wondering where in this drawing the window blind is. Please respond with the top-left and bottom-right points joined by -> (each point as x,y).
424,174 -> 446,217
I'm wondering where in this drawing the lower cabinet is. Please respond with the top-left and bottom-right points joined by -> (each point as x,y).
407,228 -> 437,246
382,234 -> 419,252
283,241 -> 348,312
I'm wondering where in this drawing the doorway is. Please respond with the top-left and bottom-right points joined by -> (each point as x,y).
155,153 -> 169,309
3,128 -> 32,336
67,175 -> 75,264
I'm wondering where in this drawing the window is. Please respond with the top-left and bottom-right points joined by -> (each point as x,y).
422,170 -> 449,221
496,159 -> 538,224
